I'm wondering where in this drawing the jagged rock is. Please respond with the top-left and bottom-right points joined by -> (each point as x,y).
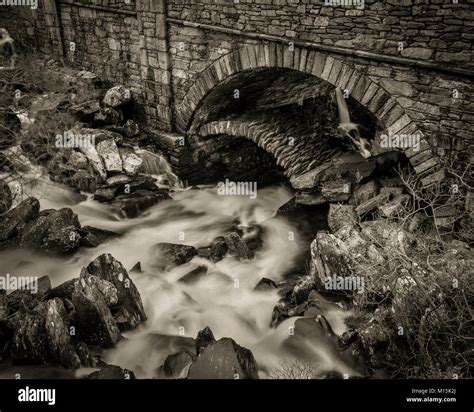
327,204 -> 358,232
254,277 -> 278,291
71,269 -> 122,348
11,298 -> 80,369
291,276 -> 316,305
152,243 -> 197,270
79,226 -> 120,248
67,151 -> 88,169
355,191 -> 392,216
70,100 -> 101,121
130,262 -> 142,273
94,186 -> 118,202
0,181 -> 12,214
19,208 -> 82,254
197,236 -> 228,263
0,197 -> 40,244
75,342 -> 95,367
110,190 -> 170,218
162,351 -> 196,379
360,220 -> 416,255
123,120 -> 140,137
88,364 -> 136,379
78,141 -> 107,181
196,326 -> 215,355
188,337 -> 259,379
352,180 -> 379,206
223,232 -> 253,260
103,85 -> 132,108
119,147 -> 143,176
68,170 -> 98,192
96,139 -> 122,174
86,253 -> 146,332
94,107 -> 123,126
320,180 -> 352,202
378,194 -> 410,217
178,266 -> 208,284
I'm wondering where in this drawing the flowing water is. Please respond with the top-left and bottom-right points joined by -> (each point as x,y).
0,153 -> 360,379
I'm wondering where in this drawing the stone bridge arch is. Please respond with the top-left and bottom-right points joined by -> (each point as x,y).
176,43 -> 443,187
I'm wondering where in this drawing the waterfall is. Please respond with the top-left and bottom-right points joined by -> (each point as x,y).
135,148 -> 183,189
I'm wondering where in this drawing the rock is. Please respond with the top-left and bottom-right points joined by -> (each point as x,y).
71,269 -> 122,348
254,277 -> 278,292
0,289 -> 7,322
68,170 -> 98,192
0,181 -> 12,214
152,243 -> 197,270
327,204 -> 358,232
11,298 -> 80,369
360,220 -> 416,254
78,141 -> 107,181
188,337 -> 259,379
103,85 -> 132,108
19,208 -> 82,254
119,147 -> 143,176
195,326 -> 215,355
320,180 -> 352,202
123,120 -> 140,137
96,139 -> 122,174
352,180 -> 379,206
162,351 -> 196,379
70,100 -> 101,121
355,191 -> 392,216
94,186 -> 118,202
75,341 -> 95,367
88,364 -> 136,379
0,197 -> 40,244
67,151 -> 89,169
378,194 -> 410,217
79,226 -> 120,248
130,262 -> 142,273
291,276 -> 316,305
86,253 -> 146,332
197,236 -> 228,262
110,190 -> 170,218
94,107 -> 123,126
223,232 -> 253,260
178,266 -> 208,284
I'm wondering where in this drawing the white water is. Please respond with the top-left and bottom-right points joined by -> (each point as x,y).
0,156 -> 360,379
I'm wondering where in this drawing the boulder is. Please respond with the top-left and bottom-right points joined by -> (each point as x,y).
86,253 -> 146,332
223,232 -> 253,260
162,351 -> 196,379
195,326 -> 215,355
197,236 -> 228,263
0,197 -> 40,244
71,269 -> 122,348
11,298 -> 80,369
110,190 -> 170,218
78,141 -> 107,181
254,277 -> 278,292
68,170 -> 98,192
96,139 -> 122,174
19,208 -> 82,254
188,337 -> 259,379
123,120 -> 140,137
67,151 -> 89,170
103,85 -> 132,108
327,204 -> 358,232
79,226 -> 121,248
88,364 -> 136,379
119,147 -> 143,176
0,181 -> 12,214
152,243 -> 197,270
94,107 -> 123,126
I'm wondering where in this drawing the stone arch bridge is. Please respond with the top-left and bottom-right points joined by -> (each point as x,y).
2,0 -> 473,189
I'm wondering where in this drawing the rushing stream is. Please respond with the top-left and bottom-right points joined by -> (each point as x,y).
0,154 -> 359,379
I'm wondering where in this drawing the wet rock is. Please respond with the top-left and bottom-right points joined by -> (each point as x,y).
94,186 -> 118,202
79,226 -> 120,248
188,337 -> 259,379
75,341 -> 95,367
327,204 -> 358,232
110,190 -> 170,218
196,236 -> 228,263
178,266 -> 208,284
11,298 -> 80,369
223,232 -> 253,260
196,326 -> 215,355
119,147 -> 143,176
70,100 -> 101,122
152,243 -> 197,270
162,351 -> 196,379
130,262 -> 142,274
86,253 -> 146,332
19,208 -> 82,254
71,269 -> 122,348
96,139 -> 122,174
68,170 -> 98,192
94,107 -> 123,126
88,364 -> 136,379
254,277 -> 278,292
123,120 -> 140,137
291,276 -> 316,305
0,181 -> 12,214
103,85 -> 132,108
0,197 -> 40,245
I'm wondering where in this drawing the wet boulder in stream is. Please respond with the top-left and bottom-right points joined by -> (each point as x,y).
0,197 -> 40,246
152,243 -> 197,270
